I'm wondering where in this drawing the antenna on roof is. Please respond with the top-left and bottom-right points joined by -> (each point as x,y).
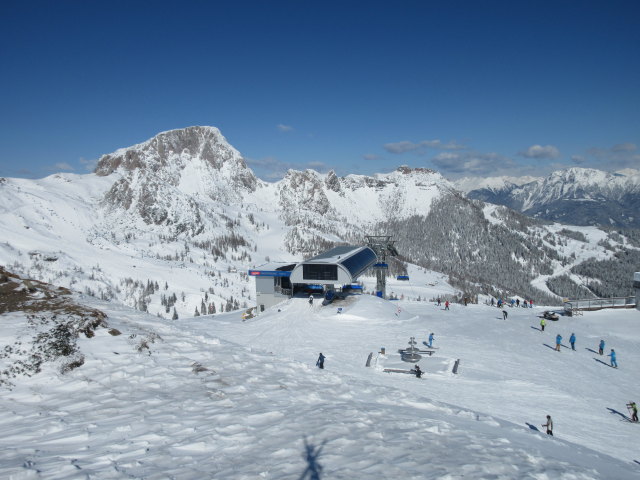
365,235 -> 399,299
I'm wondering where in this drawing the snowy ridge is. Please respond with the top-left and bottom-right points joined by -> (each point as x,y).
465,167 -> 640,227
0,126 -> 636,319
454,174 -> 539,194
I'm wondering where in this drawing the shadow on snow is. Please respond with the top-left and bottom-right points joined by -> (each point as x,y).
298,437 -> 327,480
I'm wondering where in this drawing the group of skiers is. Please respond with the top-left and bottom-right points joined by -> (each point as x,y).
549,332 -> 618,367
492,298 -> 534,308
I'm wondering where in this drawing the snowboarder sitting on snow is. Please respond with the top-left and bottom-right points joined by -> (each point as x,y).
316,352 -> 325,369
608,349 -> 617,368
555,334 -> 562,352
428,332 -> 434,348
627,401 -> 638,422
413,365 -> 422,378
598,339 -> 605,355
569,333 -> 576,351
542,415 -> 553,435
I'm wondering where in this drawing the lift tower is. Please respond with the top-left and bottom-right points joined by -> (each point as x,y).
365,235 -> 399,299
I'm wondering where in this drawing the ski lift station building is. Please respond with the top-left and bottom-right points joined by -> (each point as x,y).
249,245 -> 378,313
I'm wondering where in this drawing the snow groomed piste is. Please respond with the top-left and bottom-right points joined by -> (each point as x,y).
1,285 -> 639,478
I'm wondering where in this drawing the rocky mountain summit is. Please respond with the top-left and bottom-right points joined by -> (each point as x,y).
95,126 -> 260,235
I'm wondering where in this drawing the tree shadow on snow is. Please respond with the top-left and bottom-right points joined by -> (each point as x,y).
607,407 -> 631,421
525,423 -> 540,432
298,437 -> 327,480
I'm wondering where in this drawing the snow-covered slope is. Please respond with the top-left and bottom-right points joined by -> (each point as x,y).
1,283 -> 639,478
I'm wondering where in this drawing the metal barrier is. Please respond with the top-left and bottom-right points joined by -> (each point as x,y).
564,296 -> 636,315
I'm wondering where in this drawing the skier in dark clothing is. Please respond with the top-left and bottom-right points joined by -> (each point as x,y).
627,401 -> 638,422
413,365 -> 422,378
542,415 -> 553,435
502,310 -> 508,320
316,352 -> 325,369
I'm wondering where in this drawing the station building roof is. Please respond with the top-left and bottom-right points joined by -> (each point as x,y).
289,246 -> 377,285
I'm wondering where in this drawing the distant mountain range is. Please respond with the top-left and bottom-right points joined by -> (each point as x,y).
456,168 -> 640,228
0,126 -> 638,317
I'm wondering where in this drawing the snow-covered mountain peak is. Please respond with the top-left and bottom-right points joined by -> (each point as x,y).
96,126 -> 238,174
94,126 -> 260,234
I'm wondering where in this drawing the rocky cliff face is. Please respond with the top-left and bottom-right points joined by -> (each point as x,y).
94,126 -> 259,235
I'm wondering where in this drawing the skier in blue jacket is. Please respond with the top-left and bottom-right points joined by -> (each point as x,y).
569,333 -> 576,351
598,339 -> 605,355
428,332 -> 434,348
555,334 -> 562,352
608,349 -> 617,368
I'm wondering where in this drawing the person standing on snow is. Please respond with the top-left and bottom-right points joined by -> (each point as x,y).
502,310 -> 508,320
316,352 -> 325,369
540,318 -> 546,332
444,301 -> 450,310
428,332 -> 435,348
608,349 -> 617,368
309,294 -> 314,306
569,333 -> 576,351
598,339 -> 605,355
627,401 -> 638,422
542,415 -> 553,435
555,334 -> 562,352
413,365 -> 423,378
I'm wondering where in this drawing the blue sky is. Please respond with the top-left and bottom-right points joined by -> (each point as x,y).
1,1 -> 639,181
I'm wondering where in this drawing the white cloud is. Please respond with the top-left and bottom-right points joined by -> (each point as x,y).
79,157 -> 98,172
571,155 -> 586,164
54,162 -> 74,171
277,124 -> 293,132
384,139 -> 465,154
431,151 -> 514,176
363,154 -> 379,161
611,142 -> 637,153
384,141 -> 420,154
518,145 -> 560,159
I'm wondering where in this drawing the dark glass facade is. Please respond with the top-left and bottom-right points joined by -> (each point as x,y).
303,264 -> 338,281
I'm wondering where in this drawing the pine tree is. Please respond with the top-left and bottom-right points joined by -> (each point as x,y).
172,307 -> 178,320
194,307 -> 200,317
